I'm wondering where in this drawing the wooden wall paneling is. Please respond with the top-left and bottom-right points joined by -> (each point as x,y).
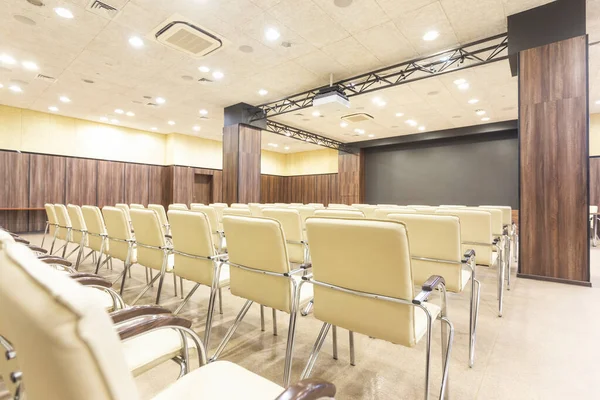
212,170 -> 223,203
328,173 -> 340,206
260,175 -> 270,203
590,158 -> 600,209
237,125 -> 261,204
0,211 -> 29,233
338,150 -> 365,205
172,166 -> 194,205
281,175 -> 291,203
519,36 -> 588,283
97,160 -> 125,208
124,163 -> 149,206
148,165 -> 170,208
0,151 -> 30,208
222,125 -> 239,205
314,175 -> 330,206
28,154 -> 66,231
302,175 -> 316,204
65,158 -> 97,206
288,176 -> 302,204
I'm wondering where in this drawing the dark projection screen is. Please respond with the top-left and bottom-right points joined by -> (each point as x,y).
364,132 -> 518,209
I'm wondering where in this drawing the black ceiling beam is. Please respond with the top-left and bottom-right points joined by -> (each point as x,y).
264,120 -> 353,153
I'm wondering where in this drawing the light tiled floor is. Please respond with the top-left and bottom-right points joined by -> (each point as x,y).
7,235 -> 600,399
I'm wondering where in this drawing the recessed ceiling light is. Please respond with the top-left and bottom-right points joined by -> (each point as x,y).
198,66 -> 210,73
265,27 -> 280,41
334,0 -> 354,7
114,109 -> 124,114
258,89 -> 268,96
128,36 -> 144,48
405,120 -> 417,127
193,126 -> 201,131
59,96 -> 71,103
372,97 -> 386,107
312,110 -> 321,117
458,83 -> 470,90
111,119 -> 119,124
284,146 -> 290,150
99,117 -> 108,122
22,61 -> 38,70
267,142 -> 278,147
423,31 -> 439,41
168,120 -> 175,125
212,71 -> 224,79
150,127 -> 157,131
239,45 -> 254,53
595,100 -> 600,105
54,7 -> 74,19
476,109 -> 486,116
199,109 -> 208,115
0,83 -> 4,88
418,126 -> 426,131
453,79 -> 466,85
48,106 -> 58,112
340,122 -> 348,128
354,128 -> 365,135
468,99 -> 479,104
0,54 -> 16,65
9,85 -> 22,93
395,112 -> 404,117
126,111 -> 135,116
368,134 -> 375,138
439,55 -> 450,62
155,97 -> 166,104
14,14 -> 37,25
481,117 -> 490,121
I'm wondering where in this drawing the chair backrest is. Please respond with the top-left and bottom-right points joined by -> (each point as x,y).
273,203 -> 289,208
248,203 -> 263,216
436,209 -> 493,266
102,206 -> 133,262
168,210 -> 216,286
327,203 -> 353,209
67,204 -> 87,244
352,204 -> 377,218
115,204 -> 132,226
305,218 -> 419,347
148,204 -> 168,227
388,213 -> 465,293
591,205 -> 599,214
190,203 -> 204,208
44,203 -> 58,235
472,207 -> 502,237
376,204 -> 398,207
54,204 -> 72,241
223,208 -> 253,217
262,208 -> 305,264
439,205 -> 467,208
413,207 -> 439,214
190,205 -> 222,248
130,209 -> 168,271
168,204 -> 188,211
223,216 -> 293,313
209,204 -> 228,230
231,203 -> 250,209
0,241 -> 139,400
314,209 -> 365,219
374,207 -> 417,219
130,204 -> 145,210
82,206 -> 107,252
307,203 -> 325,209
480,205 -> 512,227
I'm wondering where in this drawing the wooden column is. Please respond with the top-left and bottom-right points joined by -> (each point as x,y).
519,35 -> 589,285
338,150 -> 365,205
222,123 -> 261,205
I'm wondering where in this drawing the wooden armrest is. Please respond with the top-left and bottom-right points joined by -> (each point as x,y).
39,257 -> 72,267
72,276 -> 112,288
413,275 -> 446,305
116,315 -> 192,340
275,379 -> 336,400
111,306 -> 172,324
28,245 -> 48,254
13,237 -> 30,245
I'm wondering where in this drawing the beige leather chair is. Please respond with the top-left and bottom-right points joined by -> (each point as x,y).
0,241 -> 336,400
314,209 -> 365,219
374,207 -> 417,219
213,216 -> 314,386
209,203 -> 228,231
351,204 -> 377,218
115,203 -> 133,231
303,217 -> 453,400
231,203 -> 250,209
388,213 -> 480,367
43,203 -> 59,253
168,210 -> 229,349
480,205 -> 516,268
223,207 -> 253,217
376,204 -> 398,207
191,204 -> 226,252
67,204 -> 94,269
82,206 -> 111,275
169,203 -> 189,211
130,203 -> 145,210
148,204 -> 170,235
54,204 -> 80,259
101,206 -> 137,294
274,203 -> 289,208
190,203 -> 205,208
289,206 -> 316,239
436,209 -> 506,316
327,204 -> 353,209
307,203 -> 325,209
248,203 -> 263,216
262,208 -> 308,264
439,205 -> 467,208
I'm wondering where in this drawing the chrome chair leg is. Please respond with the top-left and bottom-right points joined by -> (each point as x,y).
131,271 -> 161,305
505,236 -> 511,290
180,277 -> 184,299
349,331 -> 355,366
119,262 -> 131,296
62,241 -> 69,258
92,251 -> 97,264
283,298 -> 300,386
423,313 -> 433,400
94,239 -> 106,274
332,325 -> 338,360
204,268 -> 222,352
439,317 -> 454,400
260,305 -> 265,331
41,222 -> 49,248
218,288 -> 223,314
468,270 -> 481,368
301,299 -> 313,316
173,273 -> 178,297
174,283 -> 200,314
497,248 -> 505,317
300,322 -> 331,380
272,308 -> 278,336
211,299 -> 253,361
145,267 -> 149,284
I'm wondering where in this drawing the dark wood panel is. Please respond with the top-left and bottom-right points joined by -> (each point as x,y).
222,125 -> 239,205
28,154 -> 66,207
125,163 -> 149,206
301,175 -> 316,204
97,160 -> 125,208
238,125 -> 261,204
149,165 -> 170,208
65,158 -> 97,205
590,158 -> 600,209
338,150 -> 365,205
173,166 -> 193,204
0,210 -> 28,233
212,170 -> 223,203
519,35 -> 588,283
0,151 -> 30,208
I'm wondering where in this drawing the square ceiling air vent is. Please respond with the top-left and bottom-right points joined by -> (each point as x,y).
35,74 -> 56,83
341,113 -> 374,123
86,0 -> 127,19
152,15 -> 224,58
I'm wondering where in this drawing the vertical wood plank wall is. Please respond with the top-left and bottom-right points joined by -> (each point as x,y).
590,157 -> 600,208
222,125 -> 239,205
222,124 -> 262,204
519,36 -> 589,283
338,150 -> 365,205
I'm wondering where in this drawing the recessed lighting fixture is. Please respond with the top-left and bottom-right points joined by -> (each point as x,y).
22,61 -> 38,70
0,83 -> 3,89
193,126 -> 201,131
0,54 -> 16,65
481,117 -> 490,122
9,85 -> 22,93
59,96 -> 71,103
128,36 -> 144,48
595,100 -> 600,105
258,89 -> 268,96
284,146 -> 290,150
54,7 -> 74,19
198,66 -> 210,73
458,83 -> 470,90
354,128 -> 365,135
199,109 -> 208,115
265,27 -> 281,41
126,111 -> 135,117
312,110 -> 321,117
340,122 -> 348,128
439,55 -> 450,62
405,120 -> 417,127
150,127 -> 157,131
110,119 -> 119,123
155,97 -> 166,104
168,120 -> 175,125
267,142 -> 278,147
372,97 -> 386,107
423,30 -> 439,41
453,79 -> 466,85
418,126 -> 426,131
368,134 -> 375,138
475,109 -> 486,116
212,71 -> 224,79
48,106 -> 58,112
114,109 -> 124,114
285,132 -> 292,137
100,117 -> 108,122
395,112 -> 404,117
468,99 -> 479,104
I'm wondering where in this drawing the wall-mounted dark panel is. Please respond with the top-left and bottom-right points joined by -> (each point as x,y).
124,163 -> 149,206
590,158 -> 600,209
0,151 -> 30,208
97,160 -> 125,208
148,165 -> 170,208
65,158 -> 97,206
28,154 -> 66,231
339,150 -> 365,205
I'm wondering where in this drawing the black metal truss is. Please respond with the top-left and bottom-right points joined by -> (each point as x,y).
264,120 -> 353,153
255,33 -> 508,119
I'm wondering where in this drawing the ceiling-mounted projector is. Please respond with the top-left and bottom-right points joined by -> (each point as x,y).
313,85 -> 350,108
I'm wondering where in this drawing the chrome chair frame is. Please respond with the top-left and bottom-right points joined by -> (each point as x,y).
96,235 -> 135,295
0,335 -> 22,400
298,276 -> 454,400
72,227 -> 96,269
41,219 -> 58,251
130,242 -> 174,305
210,261 -> 307,387
464,238 -> 505,317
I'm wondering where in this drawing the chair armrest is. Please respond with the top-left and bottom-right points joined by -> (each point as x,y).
72,276 -> 113,288
413,275 -> 446,305
111,306 -> 172,324
300,263 -> 312,269
275,379 -> 336,400
13,237 -> 30,245
70,272 -> 101,279
38,257 -> 73,267
27,245 -> 48,254
492,237 -> 500,245
462,249 -> 475,263
116,315 -> 192,340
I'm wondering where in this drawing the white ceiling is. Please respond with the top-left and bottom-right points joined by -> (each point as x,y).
0,0 -> 598,152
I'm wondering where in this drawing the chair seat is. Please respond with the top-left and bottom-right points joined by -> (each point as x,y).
460,268 -> 472,291
152,361 -> 284,400
414,302 -> 441,344
121,326 -> 197,377
84,287 -> 117,312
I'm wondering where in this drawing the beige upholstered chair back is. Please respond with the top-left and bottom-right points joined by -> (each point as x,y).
352,204 -> 377,218
292,206 -> 316,228
248,203 -> 263,216
273,203 -> 289,208
327,203 -> 353,209
115,204 -> 132,226
480,205 -> 512,227
307,203 -> 325,209
376,204 -> 398,207
130,204 -> 144,210
67,204 -> 87,244
190,203 -> 204,208
148,204 -> 168,226
591,205 -> 599,214
82,206 -> 107,252
436,209 -> 493,265
473,207 -> 502,236
306,218 -> 419,347
54,204 -> 72,241
130,209 -> 167,271
314,209 -> 365,219
168,204 -> 188,211
44,203 -> 58,236
439,205 -> 467,208
209,204 -> 228,230
168,210 -> 216,286
223,208 -> 253,217
102,207 -> 133,262
190,205 -> 221,246
223,216 -> 293,313
414,207 -> 439,214
262,208 -> 304,264
0,241 -> 138,400
374,207 -> 417,219
231,203 -> 250,209
388,213 -> 465,293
